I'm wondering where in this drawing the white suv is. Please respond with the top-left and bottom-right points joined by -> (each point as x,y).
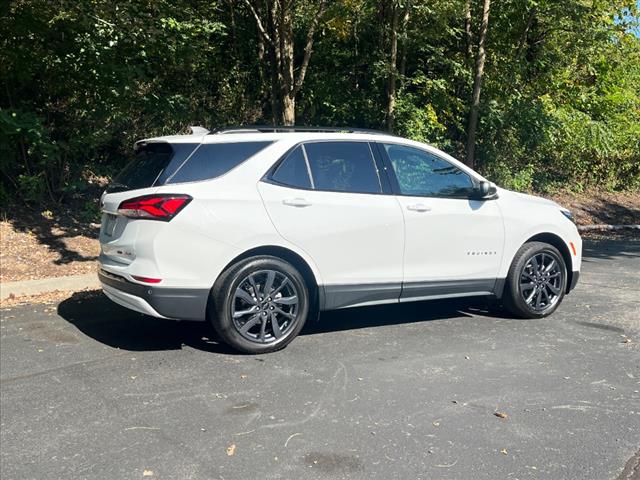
99,126 -> 582,353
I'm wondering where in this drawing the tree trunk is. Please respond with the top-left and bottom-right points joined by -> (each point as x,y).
244,0 -> 325,126
464,0 -> 473,61
386,1 -> 399,132
399,0 -> 411,87
282,95 -> 296,125
465,0 -> 491,169
280,5 -> 295,125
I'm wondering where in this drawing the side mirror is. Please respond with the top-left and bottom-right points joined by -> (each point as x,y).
472,181 -> 498,200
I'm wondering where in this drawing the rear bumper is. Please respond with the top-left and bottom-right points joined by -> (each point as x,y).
98,269 -> 209,321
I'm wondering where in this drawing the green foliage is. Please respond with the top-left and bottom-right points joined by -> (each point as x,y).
1,0 -> 639,206
80,199 -> 102,223
484,161 -> 537,193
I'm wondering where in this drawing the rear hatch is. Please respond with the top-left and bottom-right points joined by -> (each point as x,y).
100,141 -> 198,265
100,139 -> 274,266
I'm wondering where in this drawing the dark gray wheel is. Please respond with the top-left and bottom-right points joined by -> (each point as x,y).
211,256 -> 309,353
503,242 -> 567,318
232,269 -> 300,344
519,251 -> 563,312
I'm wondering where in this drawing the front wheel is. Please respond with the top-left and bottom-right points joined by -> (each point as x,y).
210,256 -> 309,353
503,242 -> 567,319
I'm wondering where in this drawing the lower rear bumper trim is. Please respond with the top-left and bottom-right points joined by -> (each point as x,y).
98,269 -> 209,321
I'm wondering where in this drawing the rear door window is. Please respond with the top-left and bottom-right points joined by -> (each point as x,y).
303,142 -> 382,194
270,146 -> 312,189
167,141 -> 272,184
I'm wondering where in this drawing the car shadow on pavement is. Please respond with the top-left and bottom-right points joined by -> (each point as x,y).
303,298 -> 496,336
57,292 -> 239,354
57,291 -> 505,354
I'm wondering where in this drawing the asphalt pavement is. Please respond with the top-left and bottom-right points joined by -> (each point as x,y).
1,238 -> 639,480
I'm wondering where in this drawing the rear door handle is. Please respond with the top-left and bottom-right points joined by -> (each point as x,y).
283,197 -> 312,207
406,203 -> 431,212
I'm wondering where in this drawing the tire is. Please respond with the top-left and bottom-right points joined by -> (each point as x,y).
210,256 -> 309,354
503,241 -> 567,319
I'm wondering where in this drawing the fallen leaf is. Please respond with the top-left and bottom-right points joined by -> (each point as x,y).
494,412 -> 508,419
500,448 -> 508,455
143,469 -> 154,476
622,338 -> 631,344
226,444 -> 236,456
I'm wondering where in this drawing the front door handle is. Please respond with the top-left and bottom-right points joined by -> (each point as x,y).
406,203 -> 431,212
283,197 -> 312,208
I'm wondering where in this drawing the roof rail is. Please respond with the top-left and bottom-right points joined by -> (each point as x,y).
211,125 -> 390,135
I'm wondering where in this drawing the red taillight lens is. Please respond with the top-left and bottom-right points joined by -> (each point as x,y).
118,194 -> 192,221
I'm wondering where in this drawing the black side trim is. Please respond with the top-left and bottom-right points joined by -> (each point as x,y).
568,271 -> 580,293
320,278 -> 499,310
400,278 -> 496,300
322,283 -> 402,310
98,270 -> 209,321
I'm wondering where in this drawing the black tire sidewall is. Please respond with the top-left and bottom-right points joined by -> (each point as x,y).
505,242 -> 567,319
210,256 -> 309,354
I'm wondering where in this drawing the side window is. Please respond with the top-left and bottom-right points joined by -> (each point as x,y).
304,142 -> 381,194
383,144 -> 474,197
167,141 -> 272,184
271,146 -> 312,189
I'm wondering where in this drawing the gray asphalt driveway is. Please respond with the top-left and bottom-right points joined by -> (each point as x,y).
1,238 -> 639,480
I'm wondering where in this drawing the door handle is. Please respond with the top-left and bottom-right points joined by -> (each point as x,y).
282,197 -> 312,207
406,203 -> 431,212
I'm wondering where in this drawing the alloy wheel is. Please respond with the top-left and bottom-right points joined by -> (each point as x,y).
231,269 -> 300,344
519,252 -> 563,312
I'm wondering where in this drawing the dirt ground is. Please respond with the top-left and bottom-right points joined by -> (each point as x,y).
0,190 -> 638,286
0,209 -> 99,283
549,191 -> 640,226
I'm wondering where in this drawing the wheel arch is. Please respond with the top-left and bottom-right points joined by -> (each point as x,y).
206,245 -> 321,321
524,232 -> 574,293
219,245 -> 319,293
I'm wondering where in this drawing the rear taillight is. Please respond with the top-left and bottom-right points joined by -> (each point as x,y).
118,194 -> 192,221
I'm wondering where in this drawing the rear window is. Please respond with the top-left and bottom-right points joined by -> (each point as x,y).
167,142 -> 272,184
106,142 -> 197,193
106,141 -> 271,193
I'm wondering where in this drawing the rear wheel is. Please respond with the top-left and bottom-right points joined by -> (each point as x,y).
503,242 -> 567,319
210,256 -> 309,353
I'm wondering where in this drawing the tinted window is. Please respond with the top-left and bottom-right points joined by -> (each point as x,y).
304,142 -> 381,194
271,146 -> 312,189
383,144 -> 473,197
107,143 -> 180,193
168,141 -> 272,184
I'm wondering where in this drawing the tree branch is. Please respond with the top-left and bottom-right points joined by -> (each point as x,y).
292,0 -> 327,97
243,0 -> 274,46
